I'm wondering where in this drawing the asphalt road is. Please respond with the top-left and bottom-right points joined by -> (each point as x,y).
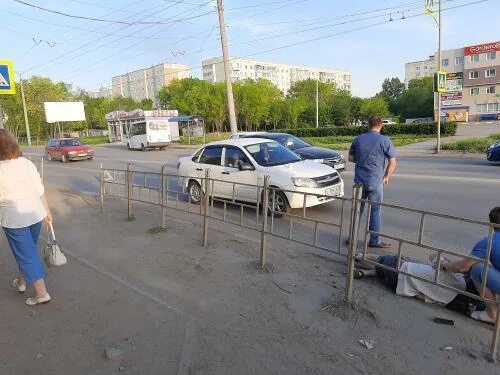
23,143 -> 499,259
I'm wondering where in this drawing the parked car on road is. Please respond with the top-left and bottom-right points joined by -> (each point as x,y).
232,132 -> 346,172
177,138 -> 344,215
487,140 -> 500,162
382,119 -> 397,125
45,138 -> 94,162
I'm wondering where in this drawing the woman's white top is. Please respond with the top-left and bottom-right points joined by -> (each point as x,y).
0,157 -> 47,228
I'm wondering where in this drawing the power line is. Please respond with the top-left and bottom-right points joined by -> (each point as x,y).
82,0 -> 488,92
12,0 -> 214,25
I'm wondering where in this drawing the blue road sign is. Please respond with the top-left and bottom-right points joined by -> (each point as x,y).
0,60 -> 15,95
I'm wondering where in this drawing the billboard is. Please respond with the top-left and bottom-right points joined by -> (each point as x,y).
446,72 -> 463,92
435,107 -> 468,122
441,92 -> 462,106
464,41 -> 500,56
44,102 -> 86,123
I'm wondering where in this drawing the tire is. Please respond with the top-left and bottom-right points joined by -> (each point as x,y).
188,180 -> 202,205
267,190 -> 289,217
127,143 -> 131,150
47,153 -> 52,161
141,143 -> 146,152
160,146 -> 166,151
61,154 -> 68,163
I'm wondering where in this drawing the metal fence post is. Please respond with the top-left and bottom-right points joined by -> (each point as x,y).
491,296 -> 500,361
202,169 -> 210,247
345,184 -> 363,304
127,163 -> 134,220
260,175 -> 270,267
161,164 -> 167,229
99,163 -> 104,213
40,157 -> 44,182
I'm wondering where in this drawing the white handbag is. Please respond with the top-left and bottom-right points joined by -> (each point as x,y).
44,223 -> 67,267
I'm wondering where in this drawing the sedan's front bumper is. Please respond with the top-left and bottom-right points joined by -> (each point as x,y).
68,152 -> 93,160
283,182 -> 344,209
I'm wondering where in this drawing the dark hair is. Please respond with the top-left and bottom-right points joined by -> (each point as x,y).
0,129 -> 22,161
368,116 -> 383,129
489,207 -> 500,225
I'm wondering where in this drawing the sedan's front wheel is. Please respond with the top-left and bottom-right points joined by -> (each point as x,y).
47,153 -> 52,161
268,190 -> 289,217
188,180 -> 202,204
61,154 -> 68,163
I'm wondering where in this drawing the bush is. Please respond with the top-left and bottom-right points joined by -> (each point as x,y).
273,122 -> 457,138
441,134 -> 500,153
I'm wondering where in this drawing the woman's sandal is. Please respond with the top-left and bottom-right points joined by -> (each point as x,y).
470,310 -> 495,325
12,278 -> 26,294
354,269 -> 365,279
25,294 -> 51,306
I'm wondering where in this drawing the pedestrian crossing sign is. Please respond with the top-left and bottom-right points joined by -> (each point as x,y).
0,60 -> 15,95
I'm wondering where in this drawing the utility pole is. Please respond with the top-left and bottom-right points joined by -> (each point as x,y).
436,0 -> 442,153
315,80 -> 319,128
216,0 -> 238,134
0,103 -> 4,129
19,76 -> 32,146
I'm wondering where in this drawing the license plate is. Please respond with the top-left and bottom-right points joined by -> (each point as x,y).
325,185 -> 342,196
334,163 -> 345,170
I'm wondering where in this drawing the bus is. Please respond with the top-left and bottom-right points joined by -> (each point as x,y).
127,120 -> 172,151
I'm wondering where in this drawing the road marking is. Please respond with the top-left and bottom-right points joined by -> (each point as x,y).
342,171 -> 499,184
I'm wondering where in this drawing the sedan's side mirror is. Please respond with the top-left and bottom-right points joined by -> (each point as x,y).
239,162 -> 254,171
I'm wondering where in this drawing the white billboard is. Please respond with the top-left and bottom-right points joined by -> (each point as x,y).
44,102 -> 86,123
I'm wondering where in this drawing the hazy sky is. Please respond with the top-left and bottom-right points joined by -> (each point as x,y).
2,0 -> 498,97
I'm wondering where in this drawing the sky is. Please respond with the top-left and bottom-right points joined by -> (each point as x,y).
2,0 -> 499,97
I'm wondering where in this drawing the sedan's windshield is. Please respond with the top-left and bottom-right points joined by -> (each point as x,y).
277,135 -> 310,150
245,142 -> 301,167
60,139 -> 83,147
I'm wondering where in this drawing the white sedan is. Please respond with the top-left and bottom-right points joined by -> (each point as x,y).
177,138 -> 344,215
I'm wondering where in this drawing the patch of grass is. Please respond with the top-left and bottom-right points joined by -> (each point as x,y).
176,133 -> 229,145
441,134 -> 500,153
304,135 -> 435,150
80,136 -> 109,145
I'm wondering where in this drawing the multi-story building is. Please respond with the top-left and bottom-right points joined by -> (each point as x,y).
405,41 -> 500,121
202,57 -> 351,95
86,87 -> 112,99
404,55 -> 436,85
112,63 -> 190,105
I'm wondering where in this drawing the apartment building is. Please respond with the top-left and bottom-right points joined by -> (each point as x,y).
112,63 -> 190,104
86,87 -> 112,99
202,57 -> 351,95
405,41 -> 499,121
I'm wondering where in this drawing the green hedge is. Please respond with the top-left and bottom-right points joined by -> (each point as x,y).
273,122 -> 457,137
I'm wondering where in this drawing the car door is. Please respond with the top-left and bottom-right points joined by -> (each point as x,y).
197,146 -> 227,198
53,140 -> 62,159
221,146 -> 258,202
46,140 -> 54,157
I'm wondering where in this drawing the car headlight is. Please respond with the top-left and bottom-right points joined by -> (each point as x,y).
68,151 -> 77,154
292,177 -> 318,188
313,159 -> 324,163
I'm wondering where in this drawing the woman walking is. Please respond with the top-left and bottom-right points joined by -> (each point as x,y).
0,129 -> 52,305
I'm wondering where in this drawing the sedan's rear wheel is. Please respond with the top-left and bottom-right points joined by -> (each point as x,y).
47,153 -> 52,161
141,143 -> 146,152
188,180 -> 202,204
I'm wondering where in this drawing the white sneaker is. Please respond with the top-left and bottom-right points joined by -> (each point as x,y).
12,278 -> 26,294
25,293 -> 51,306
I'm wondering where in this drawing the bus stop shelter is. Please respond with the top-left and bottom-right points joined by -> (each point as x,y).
168,116 -> 205,145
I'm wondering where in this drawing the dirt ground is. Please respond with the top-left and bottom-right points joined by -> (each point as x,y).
0,187 -> 498,374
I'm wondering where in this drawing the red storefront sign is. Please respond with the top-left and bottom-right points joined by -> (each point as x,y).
464,41 -> 500,56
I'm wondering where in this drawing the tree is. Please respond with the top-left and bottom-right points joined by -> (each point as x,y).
280,97 -> 307,128
379,77 -> 406,102
393,77 -> 434,121
349,96 -> 363,125
326,90 -> 352,126
140,98 -> 154,110
288,79 -> 336,103
361,97 -> 390,119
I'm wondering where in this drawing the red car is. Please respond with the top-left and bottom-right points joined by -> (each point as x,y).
45,138 -> 94,163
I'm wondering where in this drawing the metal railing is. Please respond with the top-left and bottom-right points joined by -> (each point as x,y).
100,165 -> 500,361
347,185 -> 500,361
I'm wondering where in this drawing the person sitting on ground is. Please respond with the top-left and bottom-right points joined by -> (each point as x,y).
354,253 -> 486,317
442,206 -> 500,324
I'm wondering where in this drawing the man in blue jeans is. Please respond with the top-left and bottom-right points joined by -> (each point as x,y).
348,115 -> 397,248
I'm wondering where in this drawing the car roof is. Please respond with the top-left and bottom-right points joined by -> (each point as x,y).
241,133 -> 287,139
205,138 -> 277,147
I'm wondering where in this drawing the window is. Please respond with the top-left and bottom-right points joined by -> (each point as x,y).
477,103 -> 487,112
469,71 -> 479,79
130,122 -> 146,136
486,68 -> 496,77
245,142 -> 301,167
191,148 -> 204,162
486,86 -> 496,94
416,66 -> 420,71
470,54 -> 480,63
487,51 -> 497,60
199,146 -> 222,166
441,58 -> 449,66
455,56 -> 464,65
488,103 -> 499,112
224,147 -> 251,169
60,139 -> 83,147
469,88 -> 480,96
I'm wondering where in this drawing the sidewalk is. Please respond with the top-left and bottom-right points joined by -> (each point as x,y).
397,121 -> 500,156
0,187 -> 498,374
